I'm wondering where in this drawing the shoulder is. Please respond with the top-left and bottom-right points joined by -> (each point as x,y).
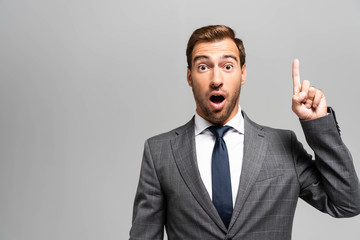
146,117 -> 195,144
243,111 -> 299,156
243,111 -> 294,139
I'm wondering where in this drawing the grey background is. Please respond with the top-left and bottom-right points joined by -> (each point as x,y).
0,0 -> 359,239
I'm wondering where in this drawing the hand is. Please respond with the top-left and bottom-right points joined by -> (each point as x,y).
292,59 -> 327,120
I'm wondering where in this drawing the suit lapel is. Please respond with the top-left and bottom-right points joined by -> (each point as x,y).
229,112 -> 268,231
170,118 -> 227,232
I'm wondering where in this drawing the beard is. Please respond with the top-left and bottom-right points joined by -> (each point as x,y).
192,87 -> 240,125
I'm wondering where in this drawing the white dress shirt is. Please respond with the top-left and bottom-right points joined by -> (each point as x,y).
194,106 -> 245,206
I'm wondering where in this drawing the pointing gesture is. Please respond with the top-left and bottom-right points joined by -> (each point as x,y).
292,59 -> 327,120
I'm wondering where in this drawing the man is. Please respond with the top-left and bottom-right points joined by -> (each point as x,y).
129,25 -> 360,239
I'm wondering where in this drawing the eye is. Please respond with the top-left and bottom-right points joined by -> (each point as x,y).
224,64 -> 233,70
198,65 -> 208,71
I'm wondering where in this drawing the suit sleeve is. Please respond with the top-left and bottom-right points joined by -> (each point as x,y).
129,140 -> 165,240
292,108 -> 360,217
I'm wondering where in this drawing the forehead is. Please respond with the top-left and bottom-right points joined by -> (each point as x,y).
192,38 -> 240,61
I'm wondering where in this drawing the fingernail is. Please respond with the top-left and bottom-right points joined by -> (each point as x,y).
306,104 -> 311,109
313,104 -> 318,108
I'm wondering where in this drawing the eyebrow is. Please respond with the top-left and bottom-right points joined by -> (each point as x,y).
193,55 -> 209,64
192,54 -> 239,64
222,54 -> 239,63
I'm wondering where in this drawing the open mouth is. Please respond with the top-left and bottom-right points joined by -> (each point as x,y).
210,95 -> 225,104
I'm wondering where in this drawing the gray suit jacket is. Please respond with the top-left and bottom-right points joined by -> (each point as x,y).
130,110 -> 360,240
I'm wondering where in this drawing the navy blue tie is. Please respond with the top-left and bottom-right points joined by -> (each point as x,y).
208,125 -> 233,228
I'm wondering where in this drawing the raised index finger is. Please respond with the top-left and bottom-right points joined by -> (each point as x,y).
292,59 -> 301,95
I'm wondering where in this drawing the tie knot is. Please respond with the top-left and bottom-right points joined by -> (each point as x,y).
208,125 -> 232,138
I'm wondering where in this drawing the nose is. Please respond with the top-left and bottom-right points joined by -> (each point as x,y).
210,67 -> 223,88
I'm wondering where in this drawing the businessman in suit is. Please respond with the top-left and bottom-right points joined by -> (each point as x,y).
129,25 -> 360,239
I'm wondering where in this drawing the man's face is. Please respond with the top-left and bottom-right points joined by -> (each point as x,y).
187,38 -> 246,125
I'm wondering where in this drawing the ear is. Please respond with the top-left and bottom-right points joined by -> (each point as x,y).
240,64 -> 247,85
187,67 -> 192,87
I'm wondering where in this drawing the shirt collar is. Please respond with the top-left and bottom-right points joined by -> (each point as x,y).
194,105 -> 244,136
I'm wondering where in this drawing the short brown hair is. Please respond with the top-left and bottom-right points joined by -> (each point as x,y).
186,25 -> 246,69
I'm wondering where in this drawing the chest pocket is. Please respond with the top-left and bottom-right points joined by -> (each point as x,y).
256,169 -> 283,182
